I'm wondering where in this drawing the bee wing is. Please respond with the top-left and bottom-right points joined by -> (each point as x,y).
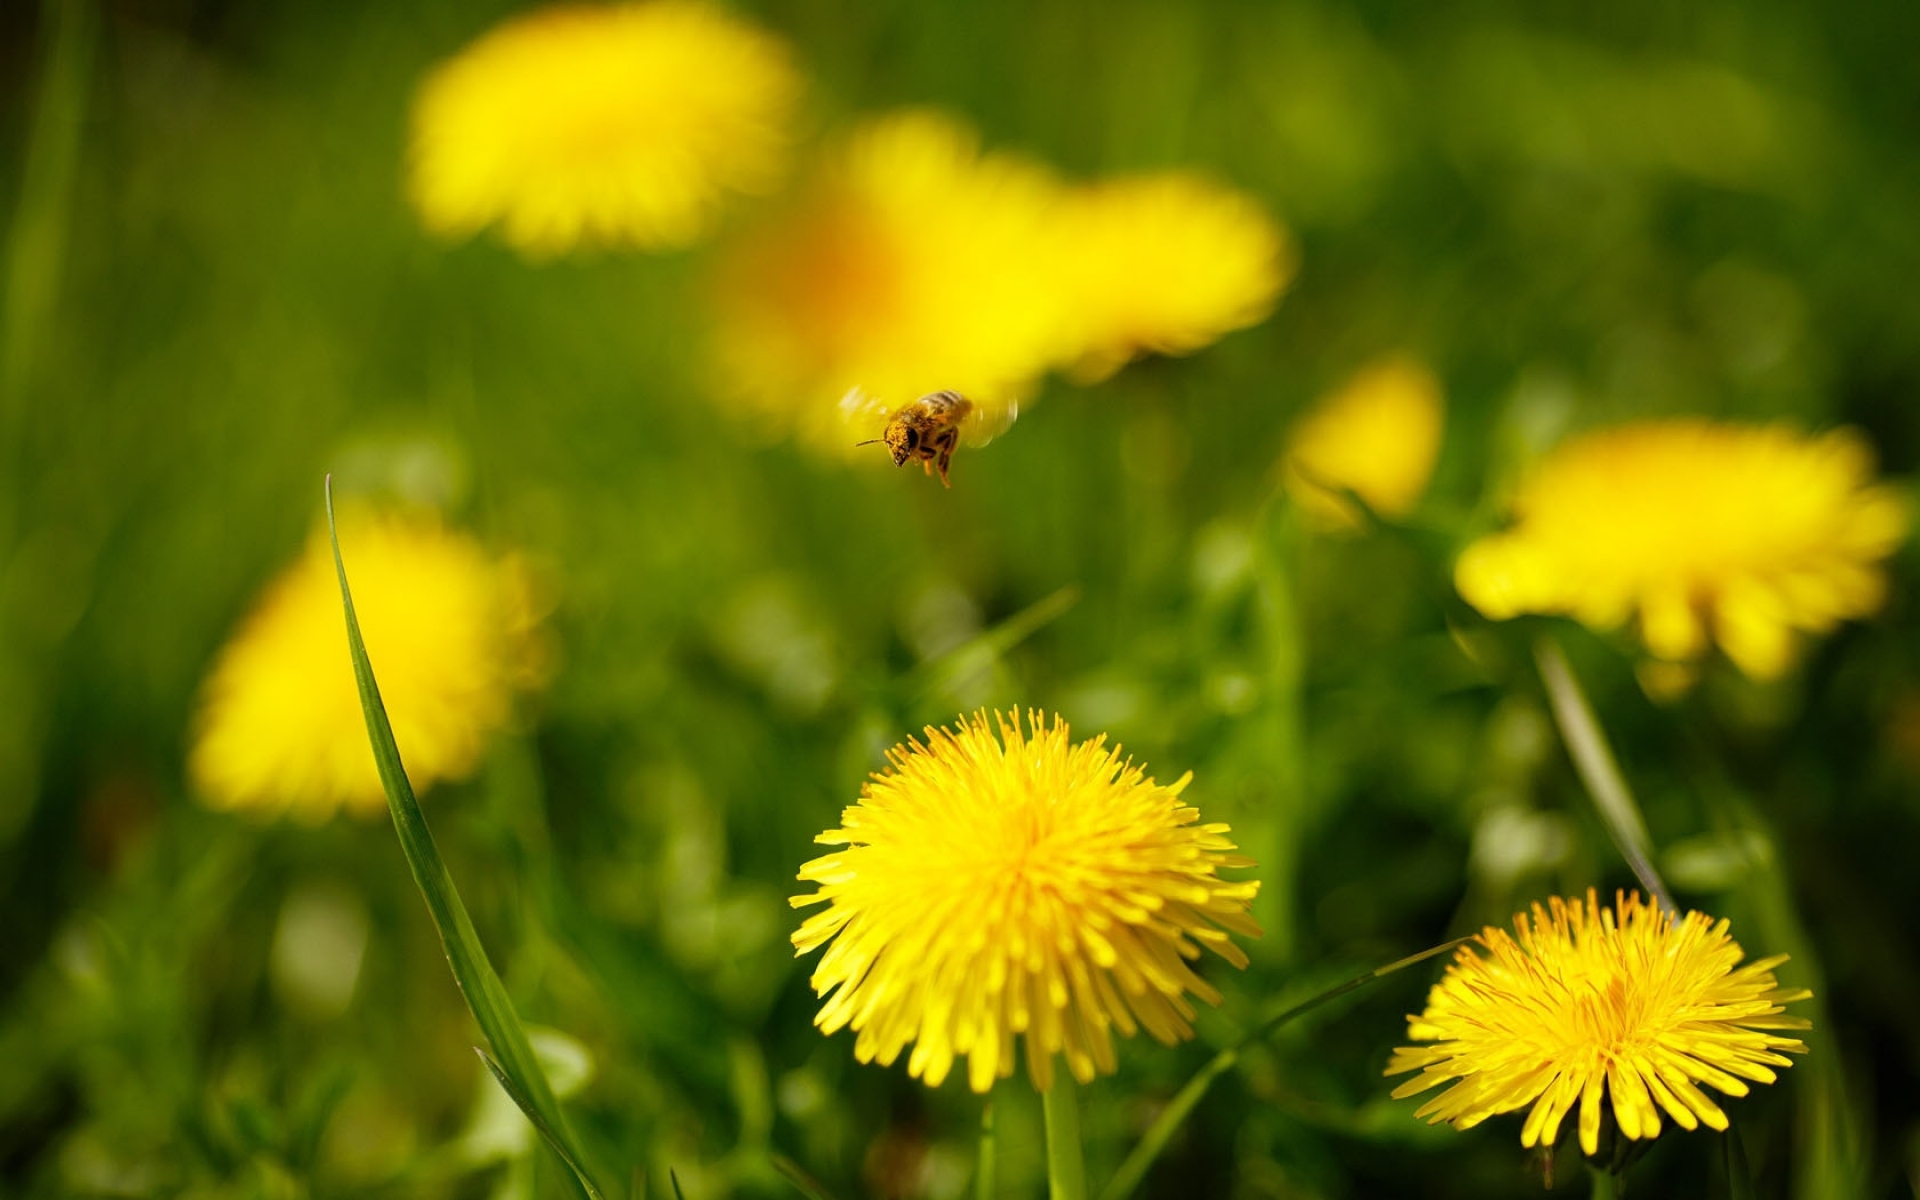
840,384 -> 894,431
960,394 -> 1019,448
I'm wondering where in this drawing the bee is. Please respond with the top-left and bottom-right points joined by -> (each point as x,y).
846,387 -> 1017,488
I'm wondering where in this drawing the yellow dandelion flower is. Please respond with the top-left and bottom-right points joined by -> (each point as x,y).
1387,890 -> 1810,1158
191,509 -> 551,821
1456,419 -> 1908,681
408,1 -> 802,256
1281,355 -> 1445,530
791,709 -> 1261,1093
707,110 -> 1070,449
1054,172 -> 1294,383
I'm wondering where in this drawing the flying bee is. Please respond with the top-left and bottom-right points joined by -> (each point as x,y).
844,387 -> 1018,488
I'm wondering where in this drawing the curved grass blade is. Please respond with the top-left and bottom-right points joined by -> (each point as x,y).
478,1048 -> 605,1200
326,479 -> 606,1200
912,585 -> 1080,702
770,1151 -> 839,1200
1533,635 -> 1676,915
1099,937 -> 1471,1200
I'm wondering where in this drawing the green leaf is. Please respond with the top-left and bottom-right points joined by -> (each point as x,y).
325,479 -> 607,1200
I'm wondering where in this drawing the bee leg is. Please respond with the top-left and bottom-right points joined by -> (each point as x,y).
934,432 -> 957,488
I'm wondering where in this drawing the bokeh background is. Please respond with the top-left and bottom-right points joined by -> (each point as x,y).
2,0 -> 1918,1196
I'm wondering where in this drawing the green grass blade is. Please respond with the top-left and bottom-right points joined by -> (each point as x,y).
477,1048 -> 606,1200
325,479 -> 606,1200
1099,937 -> 1470,1200
911,584 -> 1080,702
1533,635 -> 1676,915
770,1151 -> 840,1200
2,0 -> 94,417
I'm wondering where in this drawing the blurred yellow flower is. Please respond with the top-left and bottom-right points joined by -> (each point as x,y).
707,110 -> 1070,449
791,709 -> 1260,1093
1055,172 -> 1293,382
1456,419 -> 1907,681
1388,890 -> 1809,1158
408,1 -> 802,256
191,509 -> 551,821
1281,355 -> 1445,529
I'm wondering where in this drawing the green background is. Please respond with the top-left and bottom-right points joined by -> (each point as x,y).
1,0 -> 1917,1195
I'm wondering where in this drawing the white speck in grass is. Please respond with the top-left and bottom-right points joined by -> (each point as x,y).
903,578 -> 983,661
270,880 -> 369,1021
1192,518 -> 1255,595
1205,669 -> 1259,715
776,1068 -> 827,1119
456,1026 -> 595,1166
1469,804 -> 1571,890
52,919 -> 108,994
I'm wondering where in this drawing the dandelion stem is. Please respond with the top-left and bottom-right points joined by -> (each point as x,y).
1043,1078 -> 1089,1200
1721,1125 -> 1755,1200
975,1101 -> 996,1200
1533,635 -> 1676,915
1587,1166 -> 1619,1200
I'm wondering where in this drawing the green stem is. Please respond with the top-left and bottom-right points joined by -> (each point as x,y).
1589,1166 -> 1619,1200
3,0 -> 93,433
1721,1125 -> 1755,1200
1043,1078 -> 1089,1200
1533,635 -> 1676,914
975,1101 -> 996,1200
1252,501 -> 1307,960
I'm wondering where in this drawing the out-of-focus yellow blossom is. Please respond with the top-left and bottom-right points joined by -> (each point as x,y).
408,1 -> 802,256
191,509 -> 552,821
1456,419 -> 1907,683
707,110 -> 1070,450
1054,172 -> 1293,382
1282,355 -> 1445,530
791,710 -> 1260,1093
1388,890 -> 1809,1158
